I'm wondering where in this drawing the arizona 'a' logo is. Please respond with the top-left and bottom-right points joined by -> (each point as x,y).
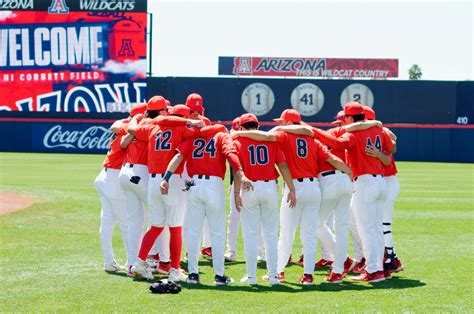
118,39 -> 135,57
48,0 -> 69,14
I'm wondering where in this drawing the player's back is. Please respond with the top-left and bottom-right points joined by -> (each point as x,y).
274,131 -> 319,179
179,131 -> 232,179
234,137 -> 282,181
344,126 -> 392,178
123,115 -> 148,165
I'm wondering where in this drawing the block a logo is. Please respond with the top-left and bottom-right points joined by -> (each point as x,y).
118,39 -> 135,57
48,0 -> 69,14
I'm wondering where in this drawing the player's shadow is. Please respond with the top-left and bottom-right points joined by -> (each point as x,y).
178,276 -> 425,293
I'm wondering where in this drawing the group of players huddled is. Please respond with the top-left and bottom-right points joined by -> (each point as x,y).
94,93 -> 404,286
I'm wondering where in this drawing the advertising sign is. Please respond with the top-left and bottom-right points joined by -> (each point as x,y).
0,0 -> 148,113
219,56 -> 398,78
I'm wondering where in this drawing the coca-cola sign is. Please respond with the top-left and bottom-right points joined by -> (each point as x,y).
42,125 -> 113,150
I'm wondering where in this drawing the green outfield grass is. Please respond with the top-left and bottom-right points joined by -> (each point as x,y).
0,153 -> 473,312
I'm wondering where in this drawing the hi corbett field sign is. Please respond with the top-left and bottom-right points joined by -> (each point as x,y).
219,56 -> 398,78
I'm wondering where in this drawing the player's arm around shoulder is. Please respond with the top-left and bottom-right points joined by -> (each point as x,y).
344,120 -> 383,133
274,125 -> 314,137
232,130 -> 276,142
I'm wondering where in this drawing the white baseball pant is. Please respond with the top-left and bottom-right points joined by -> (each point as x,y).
351,174 -> 387,274
94,168 -> 129,266
318,170 -> 352,274
148,174 -> 186,227
240,180 -> 279,279
278,178 -> 321,275
186,175 -> 226,276
226,184 -> 265,255
383,175 -> 400,260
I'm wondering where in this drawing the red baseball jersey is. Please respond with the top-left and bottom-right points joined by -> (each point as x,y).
316,127 -> 346,174
134,123 -> 195,174
200,115 -> 212,126
338,128 -> 393,178
384,155 -> 398,176
177,132 -> 241,179
234,137 -> 285,181
103,119 -> 129,169
122,115 -> 148,166
274,131 -> 330,179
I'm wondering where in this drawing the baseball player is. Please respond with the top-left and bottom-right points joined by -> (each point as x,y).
94,117 -> 130,272
359,106 -> 404,274
185,93 -> 213,258
225,117 -> 266,263
312,102 -> 394,282
275,111 -> 357,283
233,113 -> 296,286
234,109 -> 352,285
160,125 -> 252,285
127,98 -> 204,282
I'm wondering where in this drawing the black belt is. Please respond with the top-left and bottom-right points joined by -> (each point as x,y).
197,174 -> 210,180
297,177 -> 315,182
123,163 -> 134,168
321,170 -> 336,177
354,174 -> 382,181
252,179 -> 278,183
151,173 -> 164,178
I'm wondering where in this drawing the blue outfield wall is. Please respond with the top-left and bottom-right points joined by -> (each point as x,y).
0,77 -> 472,162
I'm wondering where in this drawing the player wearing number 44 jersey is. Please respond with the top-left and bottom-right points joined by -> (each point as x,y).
161,125 -> 253,286
234,109 -> 352,285
313,102 -> 395,282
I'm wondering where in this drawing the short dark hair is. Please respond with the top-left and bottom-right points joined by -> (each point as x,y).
352,114 -> 365,122
240,121 -> 259,130
146,109 -> 163,119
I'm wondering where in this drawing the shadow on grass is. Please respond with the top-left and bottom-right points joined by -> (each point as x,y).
176,276 -> 425,293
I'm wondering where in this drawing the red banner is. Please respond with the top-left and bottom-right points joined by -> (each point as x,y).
219,57 -> 398,78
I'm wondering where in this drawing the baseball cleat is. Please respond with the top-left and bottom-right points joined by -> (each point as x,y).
126,265 -> 136,278
315,259 -> 333,269
155,261 -> 171,275
326,272 -> 343,284
343,257 -> 357,275
224,251 -> 236,262
296,254 -> 304,266
384,269 -> 392,280
268,276 -> 280,286
214,274 -> 234,286
262,272 -> 285,282
104,260 -> 124,272
168,268 -> 187,282
186,273 -> 200,284
391,258 -> 405,273
146,254 -> 160,268
350,270 -> 384,283
200,247 -> 212,259
299,274 -> 314,285
352,258 -> 366,274
131,260 -> 154,280
240,275 -> 257,285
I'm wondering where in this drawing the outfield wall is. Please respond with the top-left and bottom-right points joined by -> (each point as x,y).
0,77 -> 472,162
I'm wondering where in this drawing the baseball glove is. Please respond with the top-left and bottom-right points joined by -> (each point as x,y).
149,280 -> 182,294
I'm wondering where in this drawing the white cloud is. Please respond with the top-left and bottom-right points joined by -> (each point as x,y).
0,11 -> 16,22
101,59 -> 147,76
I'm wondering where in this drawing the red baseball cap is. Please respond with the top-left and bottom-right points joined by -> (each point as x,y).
363,106 -> 376,120
239,113 -> 259,125
343,102 -> 364,116
130,103 -> 146,117
147,96 -> 167,111
274,109 -> 301,124
231,117 -> 241,131
169,104 -> 190,118
331,110 -> 345,124
186,93 -> 204,112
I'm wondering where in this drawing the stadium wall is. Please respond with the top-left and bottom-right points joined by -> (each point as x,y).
0,77 -> 472,163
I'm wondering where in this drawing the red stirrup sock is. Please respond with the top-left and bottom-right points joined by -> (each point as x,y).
138,226 -> 164,261
169,226 -> 183,269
